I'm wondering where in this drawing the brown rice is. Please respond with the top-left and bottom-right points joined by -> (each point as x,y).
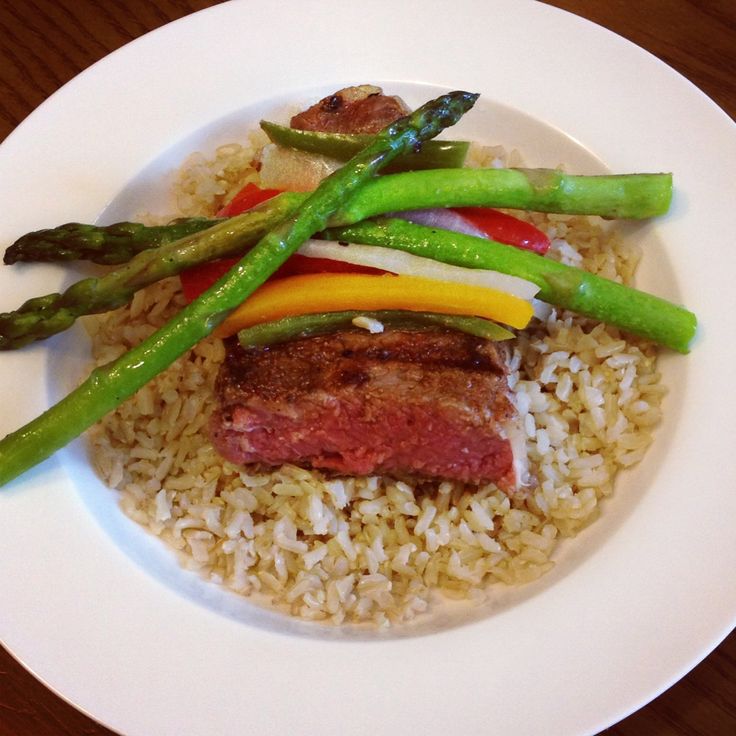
86,136 -> 663,627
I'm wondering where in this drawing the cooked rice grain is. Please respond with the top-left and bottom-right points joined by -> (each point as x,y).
86,142 -> 663,627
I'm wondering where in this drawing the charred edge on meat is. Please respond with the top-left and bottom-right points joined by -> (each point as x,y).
209,329 -> 523,492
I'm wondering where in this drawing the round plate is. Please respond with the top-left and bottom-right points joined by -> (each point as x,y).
1,2 -> 735,734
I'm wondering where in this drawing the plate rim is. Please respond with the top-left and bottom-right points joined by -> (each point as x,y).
1,2 -> 735,735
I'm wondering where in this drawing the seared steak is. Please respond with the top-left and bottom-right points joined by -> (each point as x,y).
290,85 -> 410,134
210,329 -> 519,490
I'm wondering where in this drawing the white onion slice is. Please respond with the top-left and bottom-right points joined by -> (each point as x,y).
258,144 -> 342,192
297,240 -> 540,300
532,298 -> 554,321
393,208 -> 487,238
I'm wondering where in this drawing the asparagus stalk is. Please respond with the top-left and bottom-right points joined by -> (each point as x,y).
260,120 -> 470,171
335,168 -> 673,223
0,168 -> 674,349
0,90 -> 478,488
3,218 -> 220,265
0,195 -> 303,349
322,217 -> 697,353
3,169 -> 672,266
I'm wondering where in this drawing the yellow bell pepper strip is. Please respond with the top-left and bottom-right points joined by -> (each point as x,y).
215,273 -> 533,338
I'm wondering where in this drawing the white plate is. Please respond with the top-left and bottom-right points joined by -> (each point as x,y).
1,1 -> 735,734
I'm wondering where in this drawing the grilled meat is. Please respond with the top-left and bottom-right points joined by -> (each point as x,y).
290,84 -> 410,134
210,329 -> 520,490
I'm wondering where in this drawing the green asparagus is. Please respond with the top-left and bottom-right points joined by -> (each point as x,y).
0,195 -> 302,349
322,217 -> 697,353
0,90 -> 478,487
0,166 -> 675,348
237,310 -> 513,348
335,168 -> 673,223
3,218 -> 220,265
3,169 -> 672,266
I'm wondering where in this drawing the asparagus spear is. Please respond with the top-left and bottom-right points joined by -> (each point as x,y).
3,218 -> 220,265
337,168 -> 673,223
0,169 -> 672,350
0,195 -> 302,349
0,168 -> 674,349
0,90 -> 478,488
4,169 -> 672,265
322,217 -> 697,353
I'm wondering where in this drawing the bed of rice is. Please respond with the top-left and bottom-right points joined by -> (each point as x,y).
86,138 -> 664,627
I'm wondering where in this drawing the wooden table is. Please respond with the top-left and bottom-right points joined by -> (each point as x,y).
0,1 -> 734,734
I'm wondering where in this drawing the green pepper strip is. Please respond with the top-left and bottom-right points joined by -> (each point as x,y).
322,217 -> 697,353
0,90 -> 479,488
237,310 -> 513,348
260,120 -> 469,172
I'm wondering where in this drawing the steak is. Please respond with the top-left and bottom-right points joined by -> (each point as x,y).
290,85 -> 410,134
210,329 -> 520,490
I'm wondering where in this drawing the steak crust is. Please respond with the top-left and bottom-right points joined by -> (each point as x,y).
290,85 -> 410,134
210,330 -> 518,489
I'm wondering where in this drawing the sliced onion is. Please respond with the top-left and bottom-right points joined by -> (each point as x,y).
297,240 -> 540,300
258,144 -> 342,192
393,207 -> 487,238
532,298 -> 554,321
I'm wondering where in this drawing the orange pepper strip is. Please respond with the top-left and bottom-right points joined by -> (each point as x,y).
215,273 -> 533,338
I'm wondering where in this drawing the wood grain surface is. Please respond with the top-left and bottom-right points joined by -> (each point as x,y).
0,1 -> 734,735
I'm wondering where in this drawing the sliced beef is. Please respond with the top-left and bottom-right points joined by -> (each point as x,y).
290,85 -> 410,134
210,329 -> 519,491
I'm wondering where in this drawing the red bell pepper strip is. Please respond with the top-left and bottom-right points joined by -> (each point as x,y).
181,255 -> 386,302
181,258 -> 238,302
183,185 -> 551,301
216,182 -> 285,216
182,184 -> 281,300
453,207 -> 551,254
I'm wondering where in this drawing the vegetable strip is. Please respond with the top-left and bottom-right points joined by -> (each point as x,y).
3,168 -> 672,266
322,217 -> 697,353
3,218 -> 219,265
0,90 -> 479,487
0,167 -> 674,348
215,273 -> 533,337
237,311 -> 514,347
260,120 -> 470,171
335,168 -> 673,223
